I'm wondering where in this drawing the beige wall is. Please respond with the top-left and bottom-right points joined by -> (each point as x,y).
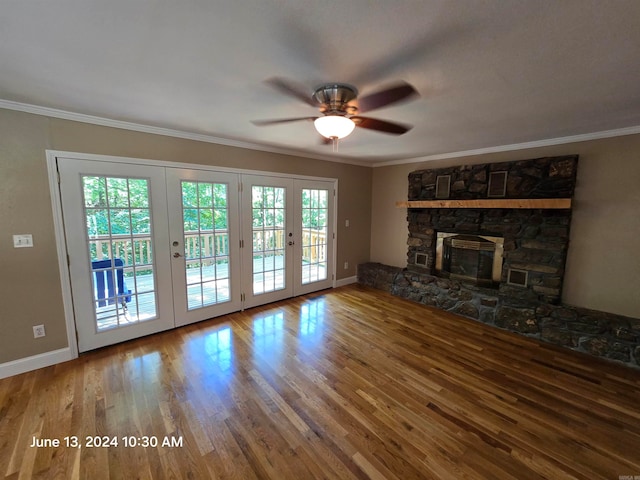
3,104 -> 638,366
371,134 -> 640,319
0,108 -> 372,364
0,111 -> 67,362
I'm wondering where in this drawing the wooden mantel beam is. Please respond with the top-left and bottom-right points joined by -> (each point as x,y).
395,198 -> 572,209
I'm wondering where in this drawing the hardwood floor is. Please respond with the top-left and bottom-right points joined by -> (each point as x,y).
1,284 -> 639,479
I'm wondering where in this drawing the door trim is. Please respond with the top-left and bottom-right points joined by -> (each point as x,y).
47,150 -> 337,357
48,150 -> 338,182
47,152 -> 80,360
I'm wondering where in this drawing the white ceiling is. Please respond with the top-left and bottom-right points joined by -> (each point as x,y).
2,0 -> 640,166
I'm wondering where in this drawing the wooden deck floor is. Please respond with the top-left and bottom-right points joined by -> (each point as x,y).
1,284 -> 639,479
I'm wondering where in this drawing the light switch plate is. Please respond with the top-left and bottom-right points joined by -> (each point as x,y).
13,234 -> 33,248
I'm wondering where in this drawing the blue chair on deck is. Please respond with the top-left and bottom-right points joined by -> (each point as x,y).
91,258 -> 132,311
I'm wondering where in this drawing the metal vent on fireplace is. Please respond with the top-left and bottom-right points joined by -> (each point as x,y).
415,252 -> 428,267
507,268 -> 529,287
449,237 -> 496,251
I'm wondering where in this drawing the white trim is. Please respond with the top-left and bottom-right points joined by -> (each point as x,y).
46,152 -> 80,359
0,99 -> 371,167
46,149 -> 338,183
373,125 -> 640,167
335,275 -> 358,287
0,348 -> 73,379
332,180 -> 339,288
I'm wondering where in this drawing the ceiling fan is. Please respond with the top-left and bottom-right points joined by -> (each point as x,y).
252,78 -> 419,147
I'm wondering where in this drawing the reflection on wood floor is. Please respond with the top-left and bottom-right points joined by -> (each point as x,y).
1,284 -> 639,479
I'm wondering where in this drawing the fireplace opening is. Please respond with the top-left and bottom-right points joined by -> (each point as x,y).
435,233 -> 504,287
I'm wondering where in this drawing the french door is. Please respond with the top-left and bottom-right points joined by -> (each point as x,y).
241,176 -> 293,308
166,168 -> 242,327
59,159 -> 176,352
58,157 -> 334,352
241,176 -> 335,307
293,179 -> 334,296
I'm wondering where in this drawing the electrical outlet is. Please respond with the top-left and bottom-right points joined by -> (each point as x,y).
33,325 -> 46,338
344,261 -> 349,270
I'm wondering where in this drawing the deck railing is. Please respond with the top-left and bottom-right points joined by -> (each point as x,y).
89,228 -> 327,266
90,234 -> 154,267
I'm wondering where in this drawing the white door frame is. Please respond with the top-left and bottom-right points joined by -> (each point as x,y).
46,150 -> 338,358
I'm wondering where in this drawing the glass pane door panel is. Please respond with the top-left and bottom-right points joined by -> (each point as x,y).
301,188 -> 329,285
251,185 -> 286,295
181,180 -> 231,310
83,175 -> 158,331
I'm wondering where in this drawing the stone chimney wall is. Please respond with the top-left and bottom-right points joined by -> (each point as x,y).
406,156 -> 578,304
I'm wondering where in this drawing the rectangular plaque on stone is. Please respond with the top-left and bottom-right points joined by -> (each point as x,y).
435,175 -> 451,199
415,252 -> 428,267
488,171 -> 508,197
507,268 -> 528,286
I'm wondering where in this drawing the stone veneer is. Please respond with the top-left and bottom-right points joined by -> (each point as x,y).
358,263 -> 640,368
358,155 -> 640,369
407,155 -> 578,304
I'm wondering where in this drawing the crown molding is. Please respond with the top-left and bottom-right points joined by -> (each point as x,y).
372,125 -> 640,167
0,99 -> 372,167
3,99 -> 639,169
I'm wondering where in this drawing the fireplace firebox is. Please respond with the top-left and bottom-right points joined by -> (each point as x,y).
435,233 -> 504,287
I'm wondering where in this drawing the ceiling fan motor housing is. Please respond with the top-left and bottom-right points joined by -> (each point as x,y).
313,84 -> 358,115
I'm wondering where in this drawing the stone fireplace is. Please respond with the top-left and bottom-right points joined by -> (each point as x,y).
405,156 -> 579,304
358,155 -> 640,368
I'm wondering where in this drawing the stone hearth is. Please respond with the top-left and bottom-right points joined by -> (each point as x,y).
358,263 -> 640,368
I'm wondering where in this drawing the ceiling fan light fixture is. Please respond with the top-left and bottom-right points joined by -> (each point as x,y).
314,115 -> 356,139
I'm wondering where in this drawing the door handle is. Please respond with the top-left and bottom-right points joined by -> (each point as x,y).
173,252 -> 182,258
288,241 -> 294,246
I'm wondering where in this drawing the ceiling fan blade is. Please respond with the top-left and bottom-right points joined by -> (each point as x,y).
351,116 -> 412,135
252,116 -> 317,126
356,82 -> 419,113
265,77 -> 318,107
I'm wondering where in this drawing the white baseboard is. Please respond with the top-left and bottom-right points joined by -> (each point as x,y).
0,348 -> 74,379
335,275 -> 358,287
